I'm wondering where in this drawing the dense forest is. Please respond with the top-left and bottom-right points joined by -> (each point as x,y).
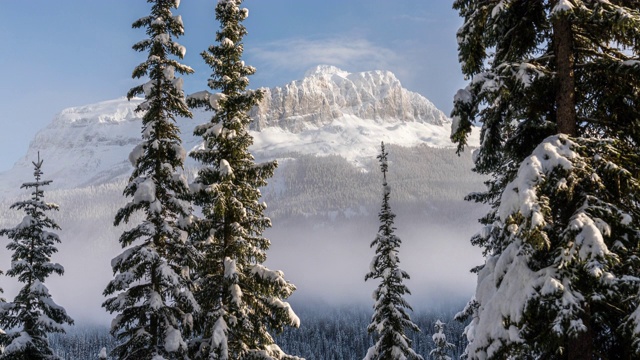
49,305 -> 468,359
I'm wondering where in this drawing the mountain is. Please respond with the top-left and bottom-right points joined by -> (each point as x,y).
250,65 -> 448,131
0,67 -> 484,322
0,65 -> 476,195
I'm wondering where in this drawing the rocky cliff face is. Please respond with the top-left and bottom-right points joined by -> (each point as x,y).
250,65 -> 449,131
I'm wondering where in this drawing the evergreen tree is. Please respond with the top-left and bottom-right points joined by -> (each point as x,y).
102,1 -> 198,358
187,1 -> 301,359
452,1 -> 640,359
364,142 -> 422,360
429,320 -> 454,360
0,154 -> 73,359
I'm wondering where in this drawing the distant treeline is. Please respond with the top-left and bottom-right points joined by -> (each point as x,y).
50,303 -> 469,359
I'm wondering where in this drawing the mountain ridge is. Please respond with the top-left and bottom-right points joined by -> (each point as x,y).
0,66 -> 475,195
250,65 -> 448,132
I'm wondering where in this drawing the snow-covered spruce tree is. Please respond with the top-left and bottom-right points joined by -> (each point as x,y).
0,154 -> 73,359
363,142 -> 422,360
102,1 -> 198,359
452,1 -> 640,359
186,1 -> 301,359
430,320 -> 454,360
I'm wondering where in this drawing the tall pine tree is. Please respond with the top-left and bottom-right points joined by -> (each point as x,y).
0,154 -> 73,359
186,1 -> 301,359
102,0 -> 198,358
452,1 -> 640,359
364,142 -> 422,360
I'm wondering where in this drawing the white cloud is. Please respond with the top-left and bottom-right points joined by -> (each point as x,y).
249,37 -> 400,74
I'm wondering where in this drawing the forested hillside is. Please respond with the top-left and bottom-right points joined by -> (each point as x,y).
264,144 -> 483,221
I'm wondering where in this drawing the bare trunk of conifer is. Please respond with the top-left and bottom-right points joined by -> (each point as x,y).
553,7 -> 589,359
553,10 -> 577,137
554,10 -> 590,359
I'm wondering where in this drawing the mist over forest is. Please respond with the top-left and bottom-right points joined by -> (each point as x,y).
0,144 -> 485,326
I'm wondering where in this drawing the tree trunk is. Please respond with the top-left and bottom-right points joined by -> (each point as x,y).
567,304 -> 594,360
553,6 -> 589,359
553,9 -> 577,136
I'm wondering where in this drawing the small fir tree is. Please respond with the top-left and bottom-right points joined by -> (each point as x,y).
430,320 -> 454,360
0,154 -> 73,359
364,142 -> 422,360
186,1 -> 301,359
102,0 -> 198,358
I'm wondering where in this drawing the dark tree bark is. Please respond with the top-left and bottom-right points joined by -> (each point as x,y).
553,6 -> 590,359
553,9 -> 578,137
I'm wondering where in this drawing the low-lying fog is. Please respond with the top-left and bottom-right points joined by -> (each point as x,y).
0,194 -> 484,326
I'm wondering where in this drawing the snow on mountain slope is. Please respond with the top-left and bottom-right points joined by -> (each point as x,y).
0,66 -> 477,195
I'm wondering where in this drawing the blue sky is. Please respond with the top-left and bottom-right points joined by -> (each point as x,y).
0,1 -> 465,172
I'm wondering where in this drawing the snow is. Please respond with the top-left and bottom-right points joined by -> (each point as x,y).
173,15 -> 183,27
472,72 -> 501,93
569,211 -> 612,277
514,62 -> 543,87
552,0 -> 575,13
172,77 -> 184,93
164,326 -> 186,352
211,316 -> 229,359
250,114 -> 475,167
454,88 -> 472,105
230,284 -> 242,305
15,215 -> 34,229
152,17 -> 164,26
491,0 -> 508,18
176,43 -> 186,57
269,298 -> 301,327
155,33 -> 170,44
467,240 -> 542,357
143,81 -> 154,97
163,66 -> 175,80
498,135 -> 577,225
147,291 -> 163,310
133,178 -> 156,204
209,92 -> 226,110
186,90 -> 226,110
3,332 -> 32,354
251,264 -> 286,285
219,159 -> 233,176
221,37 -> 234,47
129,143 -> 145,166
224,257 -> 238,278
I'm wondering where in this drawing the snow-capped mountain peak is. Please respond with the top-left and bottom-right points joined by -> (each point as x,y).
250,66 -> 448,132
0,67 -> 476,195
